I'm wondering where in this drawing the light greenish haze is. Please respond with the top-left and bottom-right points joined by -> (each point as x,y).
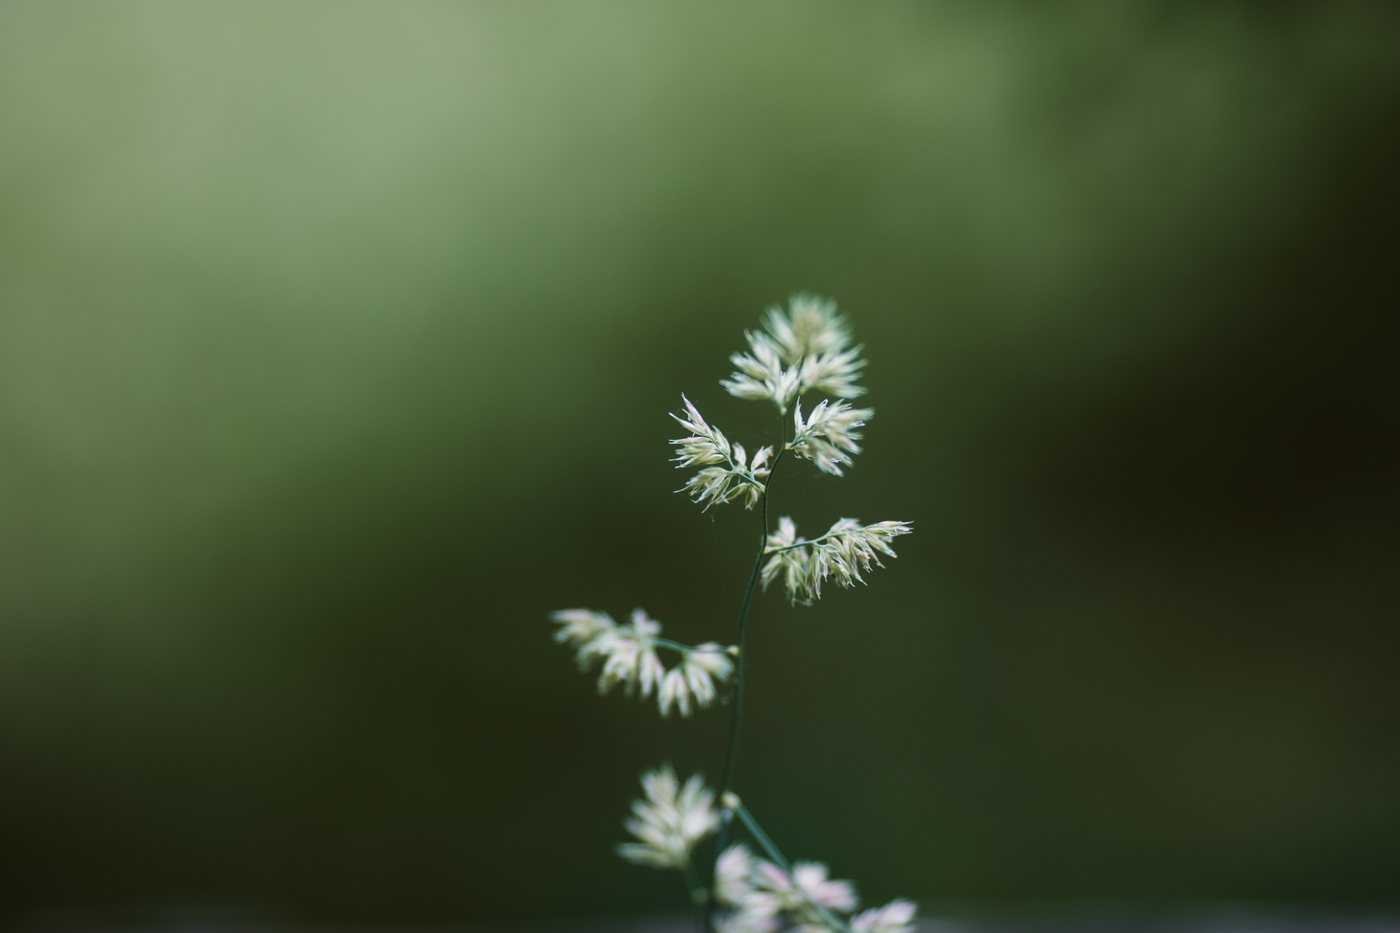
0,0 -> 1396,923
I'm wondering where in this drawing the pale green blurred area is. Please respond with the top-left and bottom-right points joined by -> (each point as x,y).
1,0 -> 1398,926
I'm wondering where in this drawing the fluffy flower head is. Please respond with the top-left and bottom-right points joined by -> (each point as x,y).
671,396 -> 771,510
749,859 -> 858,915
560,607 -> 664,697
552,609 -> 734,717
764,294 -> 852,363
715,843 -> 758,906
616,765 -> 719,870
658,642 -> 734,717
716,845 -> 860,933
722,295 -> 865,412
759,517 -> 807,601
761,517 -> 913,604
788,399 -> 874,476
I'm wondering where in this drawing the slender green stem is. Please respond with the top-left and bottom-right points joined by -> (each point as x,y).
651,636 -> 714,654
683,861 -> 708,933
764,531 -> 837,554
730,802 -> 791,872
720,423 -> 785,794
705,410 -> 787,931
706,805 -> 735,930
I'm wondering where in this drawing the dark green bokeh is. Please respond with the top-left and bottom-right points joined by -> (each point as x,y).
0,0 -> 1397,925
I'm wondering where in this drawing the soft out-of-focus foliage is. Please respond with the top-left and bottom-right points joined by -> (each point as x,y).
0,0 -> 1397,925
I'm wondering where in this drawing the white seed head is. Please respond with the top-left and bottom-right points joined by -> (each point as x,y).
851,900 -> 917,933
657,667 -> 690,717
749,858 -> 856,917
788,399 -> 874,476
687,642 -> 734,679
671,395 -> 770,510
715,835 -> 907,933
616,764 -> 718,870
553,607 -> 734,717
760,517 -> 808,598
722,295 -> 865,412
670,395 -> 732,468
561,608 -> 663,697
715,843 -> 757,906
763,294 -> 851,362
798,345 -> 867,401
656,642 -> 733,717
638,646 -> 666,699
721,330 -> 792,407
761,517 -> 913,604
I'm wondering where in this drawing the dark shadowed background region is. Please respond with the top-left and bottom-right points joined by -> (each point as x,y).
1,1 -> 1398,927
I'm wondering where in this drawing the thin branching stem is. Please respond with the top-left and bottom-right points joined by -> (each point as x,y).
651,636 -> 712,654
764,532 -> 839,554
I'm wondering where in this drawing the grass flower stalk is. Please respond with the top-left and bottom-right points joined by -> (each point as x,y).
552,295 -> 916,932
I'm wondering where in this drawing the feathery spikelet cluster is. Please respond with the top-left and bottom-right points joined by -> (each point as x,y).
617,765 -> 720,870
722,295 -> 866,413
714,843 -> 916,933
672,396 -> 773,510
788,400 -> 874,476
670,296 -> 874,511
761,517 -> 914,605
552,609 -> 735,717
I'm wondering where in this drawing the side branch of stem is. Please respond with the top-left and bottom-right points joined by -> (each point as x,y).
650,636 -> 727,655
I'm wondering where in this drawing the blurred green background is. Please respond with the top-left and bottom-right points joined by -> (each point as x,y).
1,0 -> 1398,926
